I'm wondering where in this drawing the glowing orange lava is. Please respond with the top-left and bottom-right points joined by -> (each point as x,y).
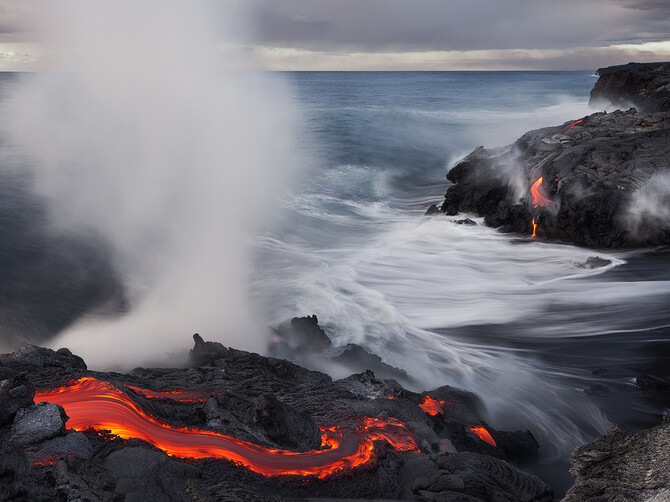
562,119 -> 583,130
34,377 -> 418,478
419,395 -> 445,416
532,218 -> 537,237
530,177 -> 553,208
126,384 -> 206,402
469,426 -> 497,447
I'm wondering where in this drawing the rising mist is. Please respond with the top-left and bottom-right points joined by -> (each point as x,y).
1,1 -> 301,367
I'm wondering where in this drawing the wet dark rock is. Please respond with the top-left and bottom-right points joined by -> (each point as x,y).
0,379 -> 35,426
402,452 -> 553,502
333,344 -> 410,382
188,332 -> 230,366
455,218 -> 476,225
635,372 -> 670,390
577,256 -> 611,269
0,344 -> 86,370
105,446 -> 194,501
433,63 -> 670,248
431,452 -> 553,501
564,422 -> 670,501
252,393 -> 321,450
9,401 -> 67,445
424,386 -> 488,425
492,429 -> 540,464
38,430 -> 93,459
425,204 -> 441,215
590,62 -> 670,113
336,369 -> 404,399
276,315 -> 332,353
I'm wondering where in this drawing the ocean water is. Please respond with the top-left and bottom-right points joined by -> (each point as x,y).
0,70 -> 668,493
249,72 -> 670,490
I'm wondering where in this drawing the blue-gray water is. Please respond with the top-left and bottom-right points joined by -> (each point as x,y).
0,71 -> 668,494
250,71 -> 670,492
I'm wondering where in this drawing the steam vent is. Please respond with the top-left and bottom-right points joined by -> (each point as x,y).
435,62 -> 670,248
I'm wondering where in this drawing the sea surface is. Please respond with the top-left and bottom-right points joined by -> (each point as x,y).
0,71 -> 668,494
249,71 -> 670,491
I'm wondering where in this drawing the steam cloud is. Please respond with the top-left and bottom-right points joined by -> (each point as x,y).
626,173 -> 670,241
1,1 -> 300,367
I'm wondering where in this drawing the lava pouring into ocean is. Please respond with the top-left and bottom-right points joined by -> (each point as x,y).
34,377 -> 418,478
530,177 -> 553,208
530,176 -> 554,237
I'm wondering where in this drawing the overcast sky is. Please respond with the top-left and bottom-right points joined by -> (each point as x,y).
1,0 -> 670,71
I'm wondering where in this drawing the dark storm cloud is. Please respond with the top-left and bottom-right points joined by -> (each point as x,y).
251,0 -> 670,52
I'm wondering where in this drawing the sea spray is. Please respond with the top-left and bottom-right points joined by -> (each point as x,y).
0,0 -> 302,367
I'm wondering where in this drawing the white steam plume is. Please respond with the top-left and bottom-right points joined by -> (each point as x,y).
2,1 -> 300,367
626,173 -> 670,239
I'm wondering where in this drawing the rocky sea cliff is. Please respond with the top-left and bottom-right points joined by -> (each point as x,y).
430,62 -> 670,249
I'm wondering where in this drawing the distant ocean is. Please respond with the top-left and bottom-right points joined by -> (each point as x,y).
1,70 -> 668,493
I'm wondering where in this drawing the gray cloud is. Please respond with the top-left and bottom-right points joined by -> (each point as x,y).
0,1 -> 35,43
0,0 -> 667,70
251,0 -> 670,53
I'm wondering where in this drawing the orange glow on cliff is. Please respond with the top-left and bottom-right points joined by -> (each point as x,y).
469,426 -> 497,447
419,395 -> 445,416
34,377 -> 418,478
562,119 -> 583,130
530,177 -> 553,208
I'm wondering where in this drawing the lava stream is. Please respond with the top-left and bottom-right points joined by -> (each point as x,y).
419,395 -> 445,416
126,384 -> 206,402
34,377 -> 418,478
469,426 -> 497,447
562,119 -> 583,130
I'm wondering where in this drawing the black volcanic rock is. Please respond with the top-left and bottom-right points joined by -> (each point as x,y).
188,332 -> 230,366
433,63 -> 670,248
0,344 -> 87,370
0,335 -> 555,501
275,314 -> 332,353
0,379 -> 34,426
333,344 -> 410,382
8,401 -> 67,445
437,108 -> 670,248
252,393 -> 321,450
590,62 -> 670,113
564,422 -> 670,502
576,256 -> 611,269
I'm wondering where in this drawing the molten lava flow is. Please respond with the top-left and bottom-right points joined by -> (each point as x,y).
126,384 -> 206,402
562,119 -> 583,130
530,177 -> 553,208
532,219 -> 537,237
469,426 -> 497,447
419,395 -> 445,416
35,377 -> 418,478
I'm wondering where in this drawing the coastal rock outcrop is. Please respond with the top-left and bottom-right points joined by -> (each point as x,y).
563,422 -> 670,502
434,62 -> 670,248
590,61 -> 670,113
